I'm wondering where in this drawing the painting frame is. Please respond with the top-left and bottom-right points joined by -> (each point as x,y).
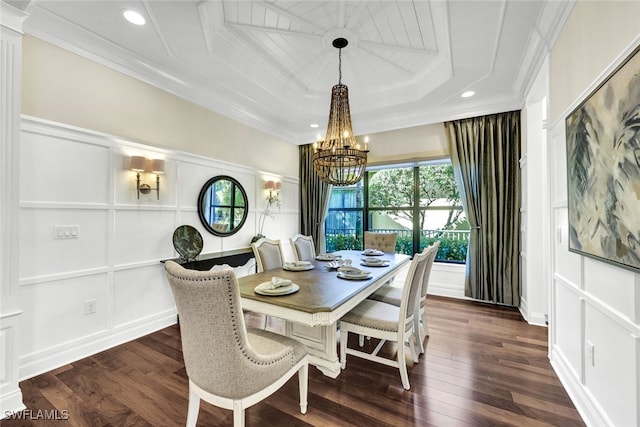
565,43 -> 640,274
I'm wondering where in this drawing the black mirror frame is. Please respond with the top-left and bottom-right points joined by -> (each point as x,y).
197,175 -> 249,237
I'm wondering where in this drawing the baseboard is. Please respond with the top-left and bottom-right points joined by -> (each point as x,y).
18,310 -> 177,380
427,282 -> 466,299
550,344 -> 612,426
0,388 -> 26,419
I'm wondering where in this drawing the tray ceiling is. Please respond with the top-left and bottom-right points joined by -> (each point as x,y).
19,0 -> 573,144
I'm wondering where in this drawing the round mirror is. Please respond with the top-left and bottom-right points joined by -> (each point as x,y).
197,175 -> 248,236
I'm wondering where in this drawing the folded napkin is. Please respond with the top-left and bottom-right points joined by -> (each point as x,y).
289,261 -> 312,267
338,266 -> 367,275
263,277 -> 293,290
363,249 -> 382,255
362,257 -> 384,264
317,253 -> 341,259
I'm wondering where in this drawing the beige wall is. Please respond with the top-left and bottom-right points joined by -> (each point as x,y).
364,122 -> 449,166
549,0 -> 640,123
21,35 -> 298,177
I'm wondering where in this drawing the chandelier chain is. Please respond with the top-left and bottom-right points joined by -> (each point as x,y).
338,48 -> 342,84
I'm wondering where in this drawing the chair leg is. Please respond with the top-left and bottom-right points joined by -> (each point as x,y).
340,329 -> 348,369
408,332 -> 419,364
397,341 -> 410,390
186,385 -> 200,427
233,401 -> 245,427
422,311 -> 430,337
414,314 -> 424,355
299,363 -> 308,414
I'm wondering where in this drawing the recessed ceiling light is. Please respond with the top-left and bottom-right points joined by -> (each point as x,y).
461,90 -> 475,98
123,9 -> 146,26
310,124 -> 319,128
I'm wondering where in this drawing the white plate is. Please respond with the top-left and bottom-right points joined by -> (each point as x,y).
361,250 -> 384,256
337,272 -> 372,280
360,261 -> 390,267
254,282 -> 300,296
283,262 -> 314,271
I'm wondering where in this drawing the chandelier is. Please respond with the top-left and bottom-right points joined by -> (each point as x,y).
313,38 -> 368,186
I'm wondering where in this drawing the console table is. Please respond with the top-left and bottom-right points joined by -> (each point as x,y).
160,247 -> 254,271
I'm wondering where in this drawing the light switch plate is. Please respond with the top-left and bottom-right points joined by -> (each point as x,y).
55,225 -> 80,239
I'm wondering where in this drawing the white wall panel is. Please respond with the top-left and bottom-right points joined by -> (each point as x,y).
19,274 -> 109,355
549,121 -> 567,203
20,131 -> 110,204
554,280 -> 583,380
112,266 -> 174,327
179,161 -> 224,209
585,304 -> 637,427
554,207 -> 582,286
114,210 -> 181,265
584,259 -> 636,320
19,209 -> 109,278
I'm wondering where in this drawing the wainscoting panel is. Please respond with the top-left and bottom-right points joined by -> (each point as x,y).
19,208 -> 109,279
553,276 -> 584,380
584,259 -> 636,320
20,130 -> 111,205
112,266 -> 175,328
18,116 -> 299,381
177,161 -> 225,209
584,302 -> 637,427
113,210 -> 176,265
19,274 -> 109,356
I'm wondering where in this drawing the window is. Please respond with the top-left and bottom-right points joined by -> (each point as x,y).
325,162 -> 469,263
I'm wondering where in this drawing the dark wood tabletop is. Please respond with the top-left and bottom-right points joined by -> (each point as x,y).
237,250 -> 410,314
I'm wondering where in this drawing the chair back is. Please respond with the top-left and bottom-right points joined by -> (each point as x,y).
364,231 -> 398,253
290,234 -> 316,261
251,238 -> 285,272
420,241 -> 440,299
399,250 -> 429,324
165,261 -> 280,398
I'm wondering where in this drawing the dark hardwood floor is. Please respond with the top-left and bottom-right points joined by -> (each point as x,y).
5,296 -> 584,426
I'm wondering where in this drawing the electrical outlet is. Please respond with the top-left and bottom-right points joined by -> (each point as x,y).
586,341 -> 595,366
84,299 -> 96,315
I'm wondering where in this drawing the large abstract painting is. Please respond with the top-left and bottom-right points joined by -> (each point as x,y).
566,45 -> 640,273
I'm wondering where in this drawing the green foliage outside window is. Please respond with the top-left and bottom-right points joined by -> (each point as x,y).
326,232 -> 468,262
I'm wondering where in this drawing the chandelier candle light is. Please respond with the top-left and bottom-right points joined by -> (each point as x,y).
313,38 -> 368,186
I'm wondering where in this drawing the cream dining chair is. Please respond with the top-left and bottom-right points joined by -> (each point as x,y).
165,261 -> 308,427
290,234 -> 316,261
251,237 -> 286,330
251,237 -> 285,272
339,250 -> 429,390
364,231 -> 398,253
369,241 -> 440,356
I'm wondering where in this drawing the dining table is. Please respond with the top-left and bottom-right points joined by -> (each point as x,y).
237,249 -> 410,378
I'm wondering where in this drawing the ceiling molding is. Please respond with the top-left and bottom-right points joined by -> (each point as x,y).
20,0 -> 574,145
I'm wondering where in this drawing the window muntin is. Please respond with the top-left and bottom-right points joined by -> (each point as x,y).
324,161 -> 469,263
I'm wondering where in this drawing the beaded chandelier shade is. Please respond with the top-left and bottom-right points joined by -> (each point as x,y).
313,38 -> 368,186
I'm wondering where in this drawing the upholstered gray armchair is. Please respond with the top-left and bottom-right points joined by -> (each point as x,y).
165,261 -> 308,426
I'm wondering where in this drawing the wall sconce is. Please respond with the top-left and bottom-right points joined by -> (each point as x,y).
130,156 -> 164,200
264,180 -> 281,206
